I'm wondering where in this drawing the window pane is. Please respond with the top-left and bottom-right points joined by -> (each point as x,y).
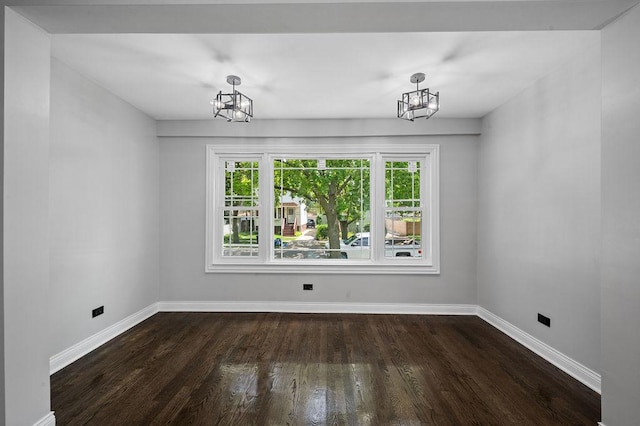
273,158 -> 370,260
222,209 -> 260,257
384,210 -> 423,258
225,161 -> 259,207
385,160 -> 423,259
385,161 -> 421,208
222,159 -> 260,258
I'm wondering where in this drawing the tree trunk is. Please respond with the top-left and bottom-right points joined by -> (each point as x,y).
325,181 -> 343,259
313,180 -> 344,259
340,220 -> 349,240
232,212 -> 240,244
326,208 -> 342,259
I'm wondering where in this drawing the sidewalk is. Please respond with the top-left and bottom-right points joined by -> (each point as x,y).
282,228 -> 322,251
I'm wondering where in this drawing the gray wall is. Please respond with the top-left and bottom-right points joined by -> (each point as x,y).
160,134 -> 478,304
49,58 -> 160,356
477,40 -> 601,372
601,4 -> 640,424
0,6 -> 5,422
3,8 -> 52,426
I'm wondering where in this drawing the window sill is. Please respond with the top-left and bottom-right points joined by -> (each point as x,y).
205,263 -> 440,275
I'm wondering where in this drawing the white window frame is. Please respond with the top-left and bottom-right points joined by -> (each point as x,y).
209,154 -> 264,265
205,143 -> 440,274
378,155 -> 434,267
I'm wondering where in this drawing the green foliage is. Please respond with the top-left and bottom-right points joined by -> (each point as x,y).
223,232 -> 258,244
225,161 -> 259,205
385,161 -> 421,206
315,224 -> 329,240
274,159 -> 370,211
273,159 -> 370,255
274,234 -> 297,243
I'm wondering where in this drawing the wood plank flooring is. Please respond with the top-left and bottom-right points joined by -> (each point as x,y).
51,313 -> 600,425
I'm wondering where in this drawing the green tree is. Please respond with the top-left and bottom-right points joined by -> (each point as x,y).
274,159 -> 369,258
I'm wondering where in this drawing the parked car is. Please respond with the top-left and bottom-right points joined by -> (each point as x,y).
306,219 -> 316,229
325,232 -> 422,259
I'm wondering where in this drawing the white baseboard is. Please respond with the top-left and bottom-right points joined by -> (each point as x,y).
476,307 -> 601,394
49,303 -> 159,375
157,301 -> 477,315
33,412 -> 55,426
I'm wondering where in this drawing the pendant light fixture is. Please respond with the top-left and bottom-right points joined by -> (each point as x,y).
397,72 -> 439,121
212,75 -> 253,122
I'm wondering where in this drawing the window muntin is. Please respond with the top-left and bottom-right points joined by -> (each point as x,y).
221,160 -> 260,258
206,145 -> 439,274
384,160 -> 423,259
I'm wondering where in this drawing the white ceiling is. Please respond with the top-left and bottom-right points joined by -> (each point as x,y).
20,1 -> 634,121
52,31 -> 597,120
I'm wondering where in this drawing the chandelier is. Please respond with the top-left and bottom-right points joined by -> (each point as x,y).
212,75 -> 253,122
397,72 -> 439,121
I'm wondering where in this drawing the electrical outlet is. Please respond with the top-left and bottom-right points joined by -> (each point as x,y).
303,284 -> 313,291
537,313 -> 551,327
92,306 -> 104,318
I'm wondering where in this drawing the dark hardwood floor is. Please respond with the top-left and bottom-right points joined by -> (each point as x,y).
51,313 -> 600,425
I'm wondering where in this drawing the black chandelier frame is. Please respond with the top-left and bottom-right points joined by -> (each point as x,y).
397,72 -> 440,121
212,75 -> 253,123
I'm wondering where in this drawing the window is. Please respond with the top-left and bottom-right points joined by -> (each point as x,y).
221,159 -> 260,258
384,159 -> 423,259
273,158 -> 370,260
206,143 -> 439,274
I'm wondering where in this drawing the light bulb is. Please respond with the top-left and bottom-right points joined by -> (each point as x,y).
234,110 -> 245,120
410,95 -> 421,107
212,100 -> 223,110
